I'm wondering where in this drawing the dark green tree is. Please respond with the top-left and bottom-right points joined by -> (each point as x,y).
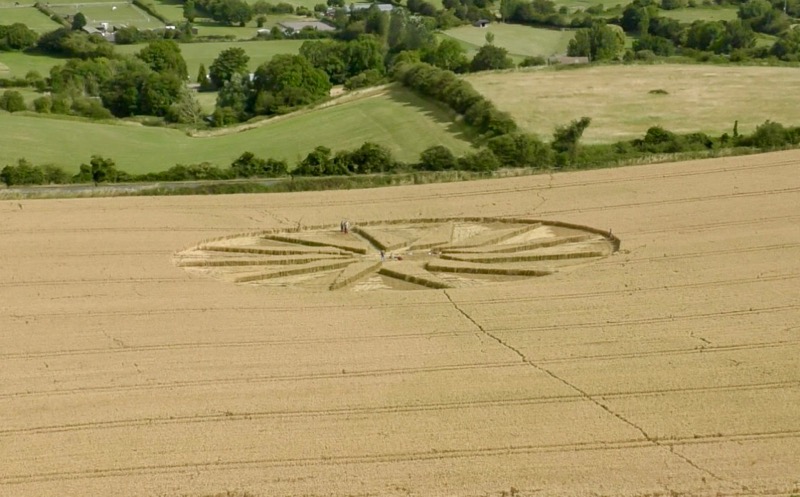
37,28 -> 114,59
417,145 -> 457,170
167,88 -> 204,124
137,39 -> 189,79
470,44 -> 514,71
346,142 -> 395,173
215,72 -> 251,118
364,6 -> 389,39
770,26 -> 800,59
252,54 -> 331,114
345,35 -> 387,75
49,57 -> 113,96
552,117 -> 591,164
426,38 -> 469,72
0,23 -> 39,51
100,58 -> 182,117
567,22 -> 624,60
487,133 -> 551,168
1,159 -> 45,186
71,12 -> 87,31
231,151 -> 288,177
295,146 -> 347,175
183,0 -> 197,22
0,90 -> 26,112
300,40 -> 348,84
78,155 -> 119,184
209,46 -> 250,88
457,148 -> 501,172
197,62 -> 209,87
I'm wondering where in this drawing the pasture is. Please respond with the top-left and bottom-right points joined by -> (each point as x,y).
115,39 -> 304,79
658,5 -> 739,22
0,6 -> 63,31
1,149 -> 799,496
465,64 -> 800,143
0,51 -> 67,78
441,23 -> 575,59
48,2 -> 164,29
0,86 -> 472,172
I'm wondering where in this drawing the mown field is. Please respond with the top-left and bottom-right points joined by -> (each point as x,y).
466,64 -> 800,143
0,86 -> 472,172
1,149 -> 798,497
0,39 -> 301,80
0,51 -> 68,78
0,6 -> 63,32
441,23 -> 576,59
49,2 -> 165,29
659,5 -> 739,22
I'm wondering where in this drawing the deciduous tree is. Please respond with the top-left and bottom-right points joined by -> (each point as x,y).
209,46 -> 250,88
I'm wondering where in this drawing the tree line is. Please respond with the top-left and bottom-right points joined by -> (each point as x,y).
4,120 -> 799,186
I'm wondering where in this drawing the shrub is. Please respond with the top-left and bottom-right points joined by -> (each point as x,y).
231,151 -> 288,177
519,55 -> 547,67
33,96 -> 53,113
0,90 -> 26,112
417,145 -> 457,171
344,69 -> 383,90
1,159 -> 45,186
71,97 -> 113,119
487,133 -> 552,168
744,120 -> 798,149
457,148 -> 500,171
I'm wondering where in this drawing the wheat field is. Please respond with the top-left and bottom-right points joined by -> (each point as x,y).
1,150 -> 799,497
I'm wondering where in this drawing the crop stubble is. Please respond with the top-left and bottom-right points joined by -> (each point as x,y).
1,150 -> 799,496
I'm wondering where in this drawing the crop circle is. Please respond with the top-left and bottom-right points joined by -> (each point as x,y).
175,217 -> 619,291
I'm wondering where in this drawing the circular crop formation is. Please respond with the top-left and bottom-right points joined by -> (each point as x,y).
175,218 -> 619,292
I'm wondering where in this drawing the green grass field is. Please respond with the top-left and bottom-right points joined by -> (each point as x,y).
49,2 -> 164,29
0,39 -> 301,81
0,86 -> 473,173
0,6 -> 63,32
549,0 -> 606,11
242,0 -> 323,9
116,39 -> 304,79
658,6 -> 739,22
465,64 -> 800,143
150,0 -> 312,38
441,24 -> 575,59
0,51 -> 69,78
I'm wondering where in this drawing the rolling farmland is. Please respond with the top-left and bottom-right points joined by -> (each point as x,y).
1,149 -> 799,496
466,64 -> 800,143
0,86 -> 473,172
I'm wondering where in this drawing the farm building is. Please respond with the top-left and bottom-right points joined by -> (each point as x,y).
473,19 -> 490,27
277,21 -> 336,34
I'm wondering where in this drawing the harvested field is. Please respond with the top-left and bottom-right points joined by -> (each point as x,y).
2,149 -> 800,496
176,219 -> 615,290
465,65 -> 800,143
